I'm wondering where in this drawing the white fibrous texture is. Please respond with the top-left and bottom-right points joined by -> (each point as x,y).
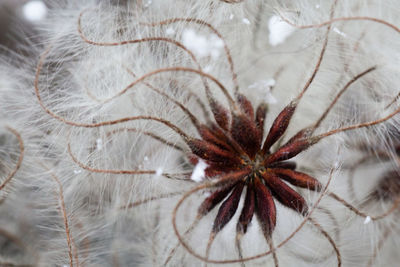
0,0 -> 400,266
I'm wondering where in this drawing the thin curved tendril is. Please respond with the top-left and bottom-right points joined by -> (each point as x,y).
78,9 -> 237,110
328,191 -> 400,220
39,163 -> 78,267
347,155 -> 373,202
315,106 -> 400,141
312,66 -> 376,131
172,167 -> 336,264
106,127 -> 185,151
67,142 -> 189,180
279,14 -> 400,34
120,191 -> 183,209
164,219 -> 201,265
267,238 -> 279,267
261,0 -> 336,155
0,127 -> 24,193
308,217 -> 341,267
287,207 -> 340,264
294,0 -> 337,102
35,47 -> 233,137
367,227 -> 391,267
122,66 -> 202,130
385,91 -> 400,110
141,17 -> 238,93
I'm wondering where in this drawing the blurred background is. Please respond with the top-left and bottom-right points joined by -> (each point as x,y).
0,0 -> 47,50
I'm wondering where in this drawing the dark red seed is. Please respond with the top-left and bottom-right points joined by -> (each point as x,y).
212,182 -> 245,233
198,183 -> 237,217
237,94 -> 255,119
209,100 -> 230,131
262,103 -> 296,154
237,184 -> 255,234
199,124 -> 234,152
188,139 -> 241,166
373,170 -> 400,201
285,127 -> 312,145
261,172 -> 308,215
255,103 -> 268,138
271,168 -> 322,191
268,161 -> 297,170
254,177 -> 276,238
231,113 -> 261,158
264,137 -> 315,165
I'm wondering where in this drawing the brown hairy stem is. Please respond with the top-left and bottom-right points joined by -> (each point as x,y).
279,14 -> 400,34
261,0 -> 337,155
106,127 -> 185,152
328,192 -> 400,221
314,105 -> 400,141
120,191 -> 183,209
40,163 -> 78,267
367,227 -> 391,267
164,219 -> 201,265
0,127 -> 24,194
122,66 -> 203,130
308,217 -> 341,267
67,142 -> 190,180
385,91 -> 400,110
267,237 -> 279,267
312,66 -> 376,131
287,207 -> 340,263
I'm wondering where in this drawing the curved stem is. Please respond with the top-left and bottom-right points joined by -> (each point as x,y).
307,217 -> 341,267
314,106 -> 400,141
106,127 -> 185,152
287,207 -> 340,264
122,66 -> 203,130
367,226 -> 391,267
0,127 -> 24,192
312,66 -> 376,131
141,17 -> 239,94
40,163 -> 78,267
328,192 -> 400,221
67,142 -> 189,180
120,191 -> 184,209
279,14 -> 400,34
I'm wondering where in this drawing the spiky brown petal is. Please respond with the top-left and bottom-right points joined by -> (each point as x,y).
255,103 -> 268,138
268,161 -> 297,170
188,139 -> 241,166
254,177 -> 276,238
237,94 -> 255,119
212,182 -> 245,233
231,113 -> 261,158
264,137 -> 315,165
198,183 -> 237,217
199,125 -> 234,152
209,100 -> 230,131
237,184 -> 256,234
261,172 -> 308,215
271,168 -> 322,191
262,103 -> 296,153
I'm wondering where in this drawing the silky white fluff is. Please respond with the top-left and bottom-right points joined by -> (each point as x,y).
0,0 -> 400,266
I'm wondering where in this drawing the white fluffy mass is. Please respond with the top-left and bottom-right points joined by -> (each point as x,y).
182,28 -> 224,59
1,0 -> 400,266
268,15 -> 296,46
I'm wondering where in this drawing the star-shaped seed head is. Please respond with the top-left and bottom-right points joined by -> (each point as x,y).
187,93 -> 322,242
